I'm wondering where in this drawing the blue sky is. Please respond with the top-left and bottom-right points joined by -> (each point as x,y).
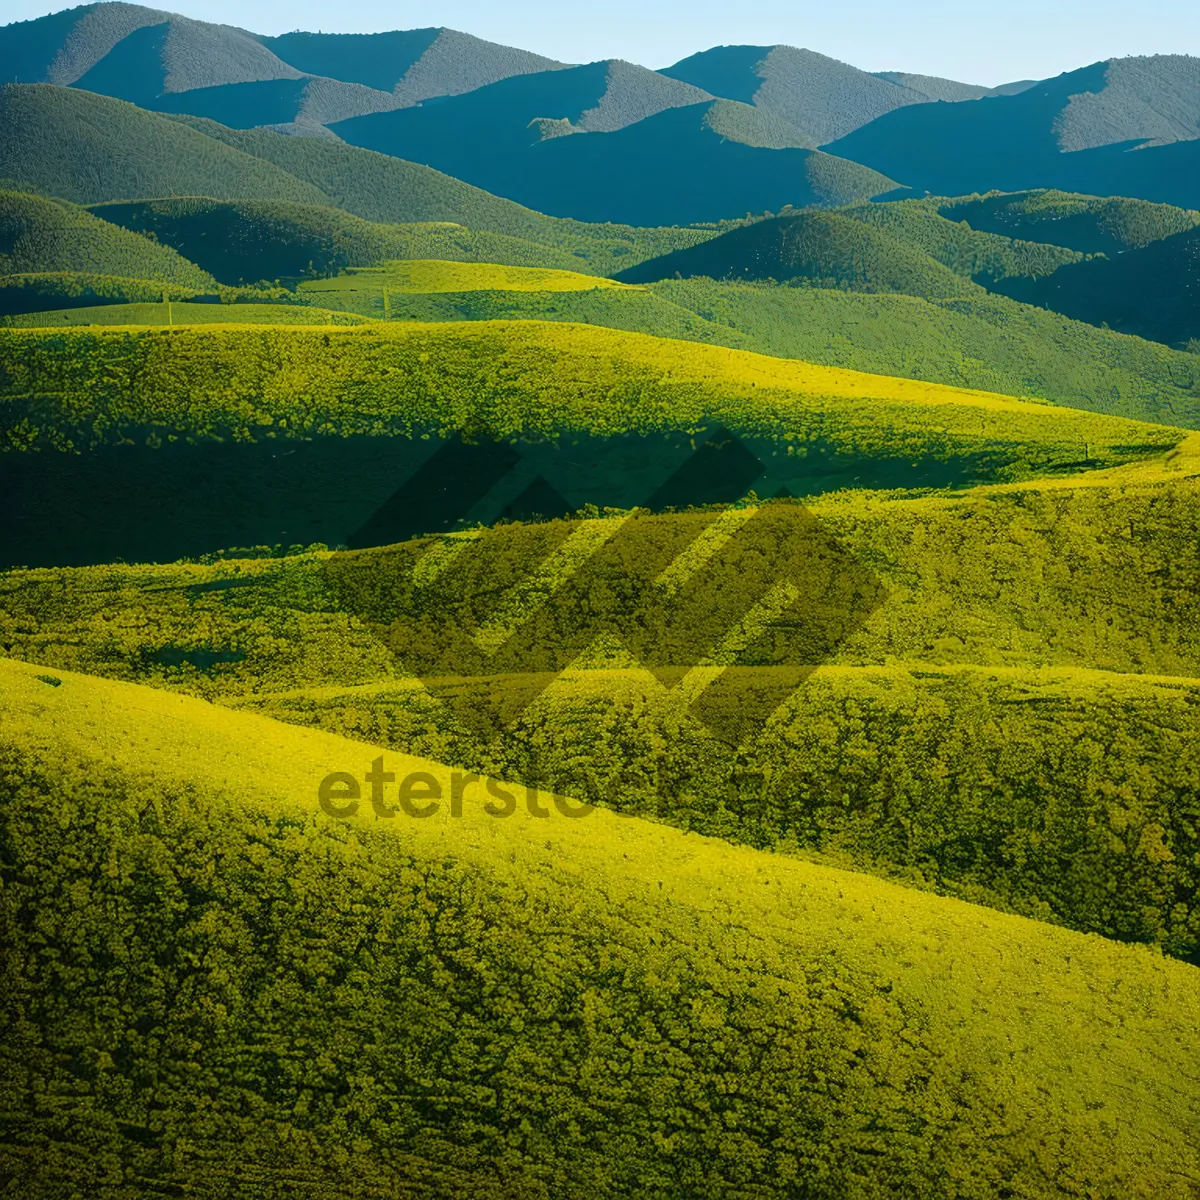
8,0 -> 1199,86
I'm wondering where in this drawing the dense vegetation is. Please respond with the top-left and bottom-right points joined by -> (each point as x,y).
942,188 -> 1200,253
0,86 -> 714,280
0,271 -> 306,317
0,84 -> 332,205
329,70 -> 900,225
825,59 -> 1200,209
659,44 -> 930,144
7,440 -> 1200,954
836,197 -> 1086,284
0,321 -> 1175,470
996,224 -> 1200,348
291,263 -> 1200,425
90,197 -> 480,285
0,189 -> 214,286
2,658 -> 1199,1197
652,281 -> 1200,425
167,121 -> 725,272
4,300 -> 369,327
619,210 -> 1010,298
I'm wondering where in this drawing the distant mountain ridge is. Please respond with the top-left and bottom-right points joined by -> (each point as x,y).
826,57 -> 1200,207
1,5 -> 1197,220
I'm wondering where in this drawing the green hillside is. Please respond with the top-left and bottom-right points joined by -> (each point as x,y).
0,189 -> 213,286
146,74 -> 402,133
825,59 -> 1200,208
67,12 -> 300,108
651,281 -> 1200,426
4,300 -> 368,327
291,264 -> 1200,423
0,2 -> 169,85
0,84 -> 720,275
330,58 -> 714,186
0,320 -> 1181,573
871,70 -> 993,101
0,84 -> 332,205
996,224 -> 1200,348
3,658 -> 1197,1197
2,320 -> 1171,466
259,27 -> 569,101
89,194 -> 721,281
617,210 -> 986,298
331,73 -> 899,225
660,44 -> 929,143
90,197 -> 484,284
144,117 -> 724,274
8,436 -> 1200,960
942,188 -> 1200,253
836,197 -> 1086,284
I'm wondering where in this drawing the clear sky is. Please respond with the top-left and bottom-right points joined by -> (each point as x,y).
7,0 -> 1199,87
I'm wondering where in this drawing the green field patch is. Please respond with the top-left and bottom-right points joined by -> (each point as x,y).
304,258 -> 639,296
4,301 -> 370,327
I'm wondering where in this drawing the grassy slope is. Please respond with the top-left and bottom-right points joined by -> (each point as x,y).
994,225 -> 1200,348
4,300 -> 369,327
941,188 -> 1200,254
172,119 -> 722,273
823,61 -> 1200,209
0,321 -> 1179,472
835,197 -> 1086,284
323,260 -> 637,293
651,281 -> 1200,427
0,85 -> 719,278
7,439 -> 1200,957
0,189 -> 214,286
285,254 -> 1200,428
0,84 -> 332,205
616,210 -> 987,298
88,199 -> 697,284
1,656 -> 1198,1198
659,44 -> 929,144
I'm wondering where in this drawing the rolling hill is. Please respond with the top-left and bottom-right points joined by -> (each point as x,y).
332,78 -> 901,225
825,57 -> 1200,208
2,657 -> 1198,1197
0,86 -> 719,274
259,27 -> 569,103
0,83 -> 333,205
291,260 -> 1200,425
330,59 -> 715,183
995,223 -> 1200,347
9,432 -> 1200,960
616,209 -> 988,297
870,71 -> 1037,102
1,6 -> 570,127
659,44 -> 930,143
61,10 -> 300,104
87,197 -> 530,284
940,188 -> 1200,252
0,319 -> 1181,568
0,188 -> 213,285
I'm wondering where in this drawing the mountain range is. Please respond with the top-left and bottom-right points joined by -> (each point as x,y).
3,4 -> 1197,221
